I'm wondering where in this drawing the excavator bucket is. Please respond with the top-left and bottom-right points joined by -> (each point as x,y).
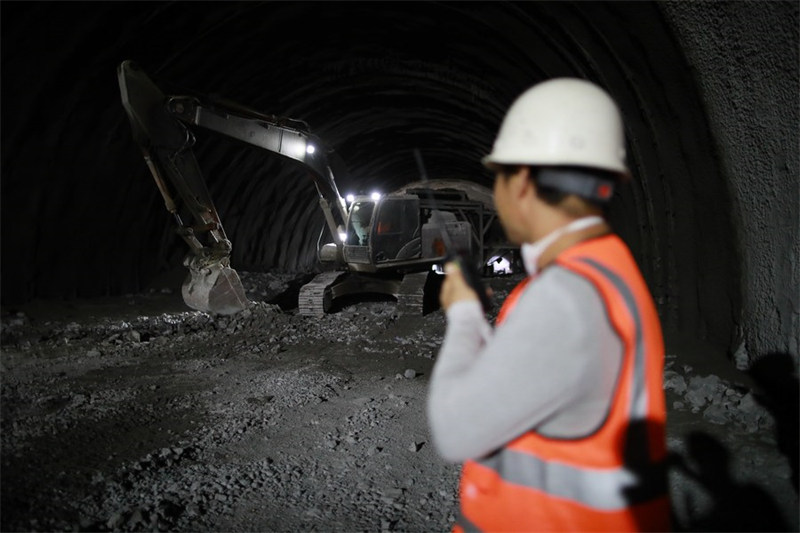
181,260 -> 250,315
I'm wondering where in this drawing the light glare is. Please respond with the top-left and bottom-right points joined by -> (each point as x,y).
488,255 -> 513,275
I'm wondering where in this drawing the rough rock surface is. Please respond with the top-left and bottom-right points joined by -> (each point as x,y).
1,272 -> 797,531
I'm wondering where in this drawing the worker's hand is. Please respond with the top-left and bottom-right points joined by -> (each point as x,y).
439,261 -> 480,311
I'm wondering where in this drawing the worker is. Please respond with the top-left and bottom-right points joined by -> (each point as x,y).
426,78 -> 671,532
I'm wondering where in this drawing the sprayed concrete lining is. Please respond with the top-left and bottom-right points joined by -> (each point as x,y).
661,1 -> 799,365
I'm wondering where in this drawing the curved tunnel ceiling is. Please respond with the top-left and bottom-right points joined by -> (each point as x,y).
1,1 -> 738,346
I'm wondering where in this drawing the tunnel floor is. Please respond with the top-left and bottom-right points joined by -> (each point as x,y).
1,273 -> 797,532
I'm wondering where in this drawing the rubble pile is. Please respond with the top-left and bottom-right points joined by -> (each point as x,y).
238,271 -> 312,308
664,355 -> 775,433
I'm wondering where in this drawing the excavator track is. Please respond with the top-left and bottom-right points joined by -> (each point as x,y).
396,271 -> 430,315
298,271 -> 346,316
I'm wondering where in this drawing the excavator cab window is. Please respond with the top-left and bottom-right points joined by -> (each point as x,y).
372,197 -> 420,262
346,201 -> 375,246
375,202 -> 404,236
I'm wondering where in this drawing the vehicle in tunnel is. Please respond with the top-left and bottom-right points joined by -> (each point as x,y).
117,61 -> 509,316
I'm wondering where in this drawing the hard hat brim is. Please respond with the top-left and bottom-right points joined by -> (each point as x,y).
482,153 -> 632,183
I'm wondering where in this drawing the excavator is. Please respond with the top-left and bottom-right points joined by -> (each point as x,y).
117,60 -> 508,316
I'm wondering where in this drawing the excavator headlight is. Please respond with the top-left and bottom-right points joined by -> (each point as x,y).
371,192 -> 381,201
338,232 -> 348,243
306,144 -> 316,154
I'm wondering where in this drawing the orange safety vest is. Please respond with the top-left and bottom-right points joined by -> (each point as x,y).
455,234 -> 670,532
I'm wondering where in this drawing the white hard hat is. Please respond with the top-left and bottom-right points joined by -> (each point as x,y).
483,78 -> 630,179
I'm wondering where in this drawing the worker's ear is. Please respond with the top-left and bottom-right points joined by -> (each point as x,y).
512,166 -> 534,200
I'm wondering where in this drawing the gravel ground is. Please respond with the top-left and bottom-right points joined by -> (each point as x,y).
1,271 -> 797,532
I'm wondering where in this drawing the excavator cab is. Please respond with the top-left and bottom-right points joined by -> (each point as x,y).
371,197 -> 421,263
341,195 -> 422,270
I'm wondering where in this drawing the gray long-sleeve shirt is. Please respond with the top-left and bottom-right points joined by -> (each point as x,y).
426,265 -> 623,463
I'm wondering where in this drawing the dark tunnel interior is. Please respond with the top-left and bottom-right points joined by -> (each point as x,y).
0,0 -> 784,354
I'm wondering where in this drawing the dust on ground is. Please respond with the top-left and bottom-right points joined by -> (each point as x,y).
1,272 -> 797,532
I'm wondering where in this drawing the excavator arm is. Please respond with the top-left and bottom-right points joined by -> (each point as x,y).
117,60 -> 348,314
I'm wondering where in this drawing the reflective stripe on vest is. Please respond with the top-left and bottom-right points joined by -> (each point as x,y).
456,236 -> 669,532
477,447 -> 645,510
578,257 -> 648,425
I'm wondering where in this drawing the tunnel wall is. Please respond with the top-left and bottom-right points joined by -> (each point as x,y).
661,1 -> 799,365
